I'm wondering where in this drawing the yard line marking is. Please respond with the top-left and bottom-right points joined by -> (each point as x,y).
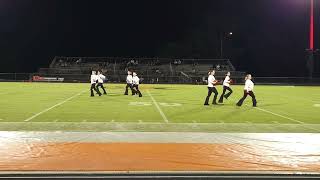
24,90 -> 86,122
253,106 -> 301,123
147,90 -> 169,123
253,106 -> 320,132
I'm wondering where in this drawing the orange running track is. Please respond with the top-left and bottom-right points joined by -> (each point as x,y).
0,132 -> 319,172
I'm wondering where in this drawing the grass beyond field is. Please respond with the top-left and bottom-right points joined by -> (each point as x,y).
0,82 -> 319,132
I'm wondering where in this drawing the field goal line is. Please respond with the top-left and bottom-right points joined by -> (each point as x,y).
24,90 -> 86,122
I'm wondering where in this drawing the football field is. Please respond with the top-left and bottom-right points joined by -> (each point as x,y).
0,82 -> 319,132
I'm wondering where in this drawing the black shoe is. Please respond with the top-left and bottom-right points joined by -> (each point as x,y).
218,100 -> 223,103
212,102 -> 218,105
253,105 -> 257,107
124,93 -> 128,95
224,95 -> 228,99
204,103 -> 209,106
236,104 -> 241,106
104,92 -> 107,95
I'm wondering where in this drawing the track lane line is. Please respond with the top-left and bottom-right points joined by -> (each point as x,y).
24,90 -> 86,122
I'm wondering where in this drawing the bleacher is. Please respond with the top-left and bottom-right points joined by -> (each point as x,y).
36,56 -> 246,84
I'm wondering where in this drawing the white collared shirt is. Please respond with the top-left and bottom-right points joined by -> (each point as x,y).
90,75 -> 98,84
208,75 -> 216,87
133,76 -> 140,85
223,76 -> 231,87
244,79 -> 254,91
98,74 -> 106,83
126,75 -> 133,84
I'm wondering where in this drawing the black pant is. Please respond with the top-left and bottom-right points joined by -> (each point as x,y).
96,83 -> 107,94
133,84 -> 142,97
204,87 -> 218,105
90,83 -> 101,96
237,90 -> 257,107
218,86 -> 233,103
124,83 -> 134,95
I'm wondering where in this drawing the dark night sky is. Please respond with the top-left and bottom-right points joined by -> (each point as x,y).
0,0 -> 318,76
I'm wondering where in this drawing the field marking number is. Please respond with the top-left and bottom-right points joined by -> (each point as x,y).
129,102 -> 152,106
129,102 -> 182,107
159,103 -> 182,107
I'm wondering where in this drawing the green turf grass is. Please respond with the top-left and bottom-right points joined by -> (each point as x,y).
0,82 -> 319,132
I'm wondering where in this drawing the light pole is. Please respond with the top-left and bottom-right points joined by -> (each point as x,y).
220,32 -> 233,59
307,0 -> 315,78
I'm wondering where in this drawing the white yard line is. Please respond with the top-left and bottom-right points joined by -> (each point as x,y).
253,106 -> 303,124
147,90 -> 169,123
233,88 -> 319,131
252,106 -> 320,132
24,90 -> 86,122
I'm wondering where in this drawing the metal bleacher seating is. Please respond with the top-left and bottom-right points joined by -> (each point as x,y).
37,56 -> 245,84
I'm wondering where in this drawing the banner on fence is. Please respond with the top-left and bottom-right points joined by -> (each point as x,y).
32,76 -> 64,82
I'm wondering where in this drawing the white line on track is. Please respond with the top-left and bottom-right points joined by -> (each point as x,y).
147,90 -> 169,123
24,90 -> 86,122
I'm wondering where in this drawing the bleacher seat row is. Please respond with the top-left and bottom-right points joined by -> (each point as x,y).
36,57 -> 245,84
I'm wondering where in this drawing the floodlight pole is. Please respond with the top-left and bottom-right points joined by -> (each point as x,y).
307,0 -> 315,79
220,32 -> 224,59
220,32 -> 232,59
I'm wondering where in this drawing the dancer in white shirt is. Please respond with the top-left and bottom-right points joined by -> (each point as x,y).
218,72 -> 233,103
90,71 -> 102,97
124,71 -> 134,95
96,71 -> 107,95
204,70 -> 219,106
132,72 -> 142,97
236,74 -> 257,107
